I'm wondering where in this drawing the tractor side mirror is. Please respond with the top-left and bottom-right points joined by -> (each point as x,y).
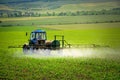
26,32 -> 28,36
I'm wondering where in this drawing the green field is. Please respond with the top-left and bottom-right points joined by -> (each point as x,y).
0,22 -> 120,79
0,0 -> 120,79
0,15 -> 120,26
0,0 -> 119,13
0,23 -> 120,48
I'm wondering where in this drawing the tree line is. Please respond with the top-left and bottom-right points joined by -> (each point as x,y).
0,8 -> 120,17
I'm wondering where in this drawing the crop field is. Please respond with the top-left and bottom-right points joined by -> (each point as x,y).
0,0 -> 119,13
0,15 -> 120,26
0,22 -> 120,79
0,0 -> 120,79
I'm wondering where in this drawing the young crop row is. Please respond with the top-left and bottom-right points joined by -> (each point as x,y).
0,49 -> 120,79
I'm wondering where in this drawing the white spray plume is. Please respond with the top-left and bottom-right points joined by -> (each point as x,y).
14,48 -> 120,59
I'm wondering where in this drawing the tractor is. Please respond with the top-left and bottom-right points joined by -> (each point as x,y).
8,29 -> 109,53
23,29 -> 70,52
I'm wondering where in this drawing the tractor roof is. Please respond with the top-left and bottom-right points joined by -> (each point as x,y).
32,29 -> 46,33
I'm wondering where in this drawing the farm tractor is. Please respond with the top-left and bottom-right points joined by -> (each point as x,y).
8,29 -> 109,53
23,29 -> 71,52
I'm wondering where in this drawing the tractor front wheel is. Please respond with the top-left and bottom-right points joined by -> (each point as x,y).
23,44 -> 29,53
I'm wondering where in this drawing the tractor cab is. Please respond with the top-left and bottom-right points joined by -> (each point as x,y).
29,29 -> 47,45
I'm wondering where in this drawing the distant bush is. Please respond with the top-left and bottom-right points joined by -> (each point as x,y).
0,7 -> 120,17
0,25 -> 13,27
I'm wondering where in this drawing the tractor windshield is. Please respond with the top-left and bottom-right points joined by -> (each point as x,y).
36,32 -> 46,40
30,32 -> 46,40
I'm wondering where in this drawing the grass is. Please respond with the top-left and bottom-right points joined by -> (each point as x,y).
0,4 -> 13,10
1,0 -> 119,13
0,50 -> 120,79
0,22 -> 120,79
0,15 -> 120,26
42,23 -> 120,30
0,0 -> 120,79
46,23 -> 120,47
53,1 -> 120,12
0,23 -> 120,48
